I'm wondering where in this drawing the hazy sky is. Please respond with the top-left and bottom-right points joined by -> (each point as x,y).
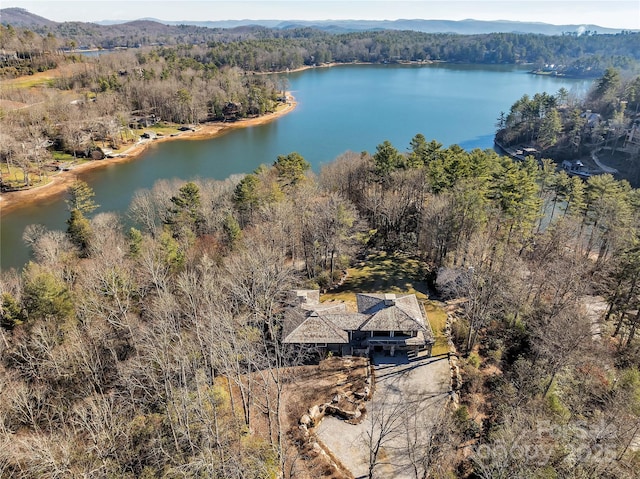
2,1 -> 639,29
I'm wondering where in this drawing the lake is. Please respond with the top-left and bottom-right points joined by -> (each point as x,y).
0,64 -> 590,270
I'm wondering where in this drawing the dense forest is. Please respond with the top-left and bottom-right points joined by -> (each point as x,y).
2,136 -> 640,477
3,15 -> 640,478
2,20 -> 640,77
496,68 -> 640,185
2,21 -> 639,190
177,29 -> 640,77
0,28 -> 286,190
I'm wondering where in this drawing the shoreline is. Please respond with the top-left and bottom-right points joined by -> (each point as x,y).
269,59 -> 440,74
0,96 -> 297,217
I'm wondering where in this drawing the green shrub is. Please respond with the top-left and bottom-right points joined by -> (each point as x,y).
546,390 -> 570,420
467,352 -> 480,368
451,319 -> 469,349
454,405 -> 469,423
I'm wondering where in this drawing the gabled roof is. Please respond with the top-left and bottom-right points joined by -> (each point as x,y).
284,290 -> 431,345
356,293 -> 426,331
356,293 -> 386,314
324,312 -> 370,331
359,305 -> 426,332
282,312 -> 349,344
301,302 -> 347,314
393,295 -> 426,323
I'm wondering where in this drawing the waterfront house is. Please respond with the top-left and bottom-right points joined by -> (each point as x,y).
283,290 -> 434,357
582,110 -> 602,127
222,102 -> 242,121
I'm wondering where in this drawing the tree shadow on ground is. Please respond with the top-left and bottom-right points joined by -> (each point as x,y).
329,251 -> 430,298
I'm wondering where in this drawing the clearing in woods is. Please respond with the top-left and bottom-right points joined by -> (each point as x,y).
286,252 -> 452,477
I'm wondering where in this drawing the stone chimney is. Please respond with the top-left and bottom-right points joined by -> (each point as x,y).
384,293 -> 396,306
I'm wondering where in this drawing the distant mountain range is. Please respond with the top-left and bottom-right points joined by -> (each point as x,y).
0,7 -> 57,27
1,8 -> 634,35
118,18 -> 630,35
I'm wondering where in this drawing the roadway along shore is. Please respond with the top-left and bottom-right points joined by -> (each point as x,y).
0,96 -> 297,216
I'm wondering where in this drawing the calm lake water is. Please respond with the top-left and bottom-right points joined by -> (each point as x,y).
0,64 -> 590,270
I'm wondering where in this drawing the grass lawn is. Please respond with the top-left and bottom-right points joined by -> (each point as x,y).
51,151 -> 76,162
424,301 -> 449,356
322,251 -> 449,356
1,165 -> 51,189
147,124 -> 181,136
6,76 -> 55,89
324,251 -> 430,302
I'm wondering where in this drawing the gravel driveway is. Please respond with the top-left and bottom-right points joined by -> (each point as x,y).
316,352 -> 451,479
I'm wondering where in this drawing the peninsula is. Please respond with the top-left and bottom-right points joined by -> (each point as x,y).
0,95 -> 296,215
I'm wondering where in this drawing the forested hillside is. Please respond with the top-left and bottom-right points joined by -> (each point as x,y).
2,14 -> 640,477
2,17 -> 639,76
497,68 -> 640,185
2,20 -> 639,191
2,138 -> 640,477
2,8 -> 632,35
0,26 -> 285,190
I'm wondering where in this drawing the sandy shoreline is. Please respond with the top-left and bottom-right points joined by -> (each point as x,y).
0,96 -> 297,216
0,60 -> 436,216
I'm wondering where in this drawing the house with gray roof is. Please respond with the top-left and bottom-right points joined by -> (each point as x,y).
284,291 -> 434,357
